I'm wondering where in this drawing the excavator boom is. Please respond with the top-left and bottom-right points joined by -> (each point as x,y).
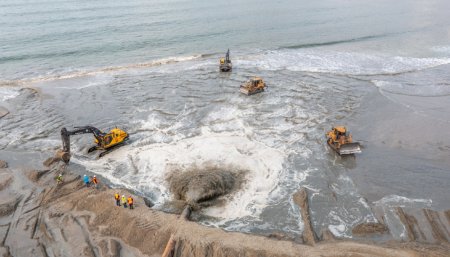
61,126 -> 105,154
219,49 -> 232,72
58,126 -> 128,163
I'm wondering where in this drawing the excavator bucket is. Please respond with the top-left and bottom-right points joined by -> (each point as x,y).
337,142 -> 361,155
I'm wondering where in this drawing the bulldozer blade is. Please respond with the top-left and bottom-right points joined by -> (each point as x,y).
338,143 -> 361,155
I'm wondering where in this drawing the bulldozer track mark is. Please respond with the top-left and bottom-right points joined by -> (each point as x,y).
423,209 -> 449,242
135,219 -> 160,230
31,210 -> 41,239
1,223 -> 11,246
23,189 -> 36,205
74,216 -> 100,257
39,243 -> 50,257
23,204 -> 41,215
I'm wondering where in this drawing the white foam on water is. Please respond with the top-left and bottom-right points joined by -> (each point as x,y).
323,175 -> 379,238
54,75 -> 113,90
329,224 -> 347,238
1,54 -> 204,86
203,106 -> 239,123
373,80 -> 450,97
431,45 -> 450,55
374,195 -> 432,208
236,49 -> 450,75
0,87 -> 20,101
75,129 -> 286,222
139,112 -> 164,131
382,207 -> 408,241
327,211 -> 351,238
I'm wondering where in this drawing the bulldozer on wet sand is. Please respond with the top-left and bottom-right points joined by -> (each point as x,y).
56,126 -> 129,163
240,77 -> 265,95
326,126 -> 361,155
219,49 -> 232,72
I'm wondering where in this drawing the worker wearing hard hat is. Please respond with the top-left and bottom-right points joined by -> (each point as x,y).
121,195 -> 127,208
83,174 -> 90,187
114,193 -> 120,206
92,175 -> 98,189
127,196 -> 134,209
56,174 -> 63,184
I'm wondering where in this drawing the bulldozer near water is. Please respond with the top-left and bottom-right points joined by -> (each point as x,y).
326,126 -> 361,155
56,126 -> 129,163
240,77 -> 266,95
219,49 -> 232,72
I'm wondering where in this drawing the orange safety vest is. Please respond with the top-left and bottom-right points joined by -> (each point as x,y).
92,177 -> 98,184
127,197 -> 133,205
114,193 -> 119,200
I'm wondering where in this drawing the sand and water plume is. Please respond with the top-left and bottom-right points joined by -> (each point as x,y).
166,164 -> 247,210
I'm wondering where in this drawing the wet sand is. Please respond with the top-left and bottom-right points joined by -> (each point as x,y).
1,158 -> 449,257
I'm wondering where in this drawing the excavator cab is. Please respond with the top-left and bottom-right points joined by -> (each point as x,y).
95,127 -> 128,149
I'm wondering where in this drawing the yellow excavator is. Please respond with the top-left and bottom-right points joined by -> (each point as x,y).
219,49 -> 232,72
57,126 -> 129,163
326,126 -> 361,155
240,77 -> 266,95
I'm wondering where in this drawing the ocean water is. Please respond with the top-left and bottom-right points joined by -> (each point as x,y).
1,0 -> 450,238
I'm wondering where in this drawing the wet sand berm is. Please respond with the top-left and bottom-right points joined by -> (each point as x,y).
1,158 -> 449,257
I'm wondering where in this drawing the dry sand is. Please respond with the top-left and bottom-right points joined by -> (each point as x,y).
0,159 -> 449,257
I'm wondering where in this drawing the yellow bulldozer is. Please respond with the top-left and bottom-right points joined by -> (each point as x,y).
240,77 -> 266,95
326,126 -> 361,155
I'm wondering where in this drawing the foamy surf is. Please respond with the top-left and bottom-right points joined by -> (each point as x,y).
0,54 -> 204,86
236,49 -> 450,75
374,195 -> 432,208
322,175 -> 378,238
0,87 -> 20,101
373,80 -> 450,97
73,129 -> 286,222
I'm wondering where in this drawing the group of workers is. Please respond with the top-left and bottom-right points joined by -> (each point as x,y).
83,174 -> 99,188
114,193 -> 134,209
58,174 -> 133,209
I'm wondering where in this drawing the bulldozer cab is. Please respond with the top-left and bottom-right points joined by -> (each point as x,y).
251,77 -> 262,86
334,126 -> 347,136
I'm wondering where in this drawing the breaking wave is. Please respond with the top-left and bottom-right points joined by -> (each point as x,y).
374,195 -> 432,208
236,49 -> 450,76
0,54 -> 204,86
373,80 -> 450,97
283,34 -> 388,49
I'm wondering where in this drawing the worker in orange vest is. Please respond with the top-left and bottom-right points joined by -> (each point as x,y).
92,175 -> 98,189
127,196 -> 134,209
114,193 -> 120,206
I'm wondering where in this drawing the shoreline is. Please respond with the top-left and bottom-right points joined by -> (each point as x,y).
1,158 -> 449,256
